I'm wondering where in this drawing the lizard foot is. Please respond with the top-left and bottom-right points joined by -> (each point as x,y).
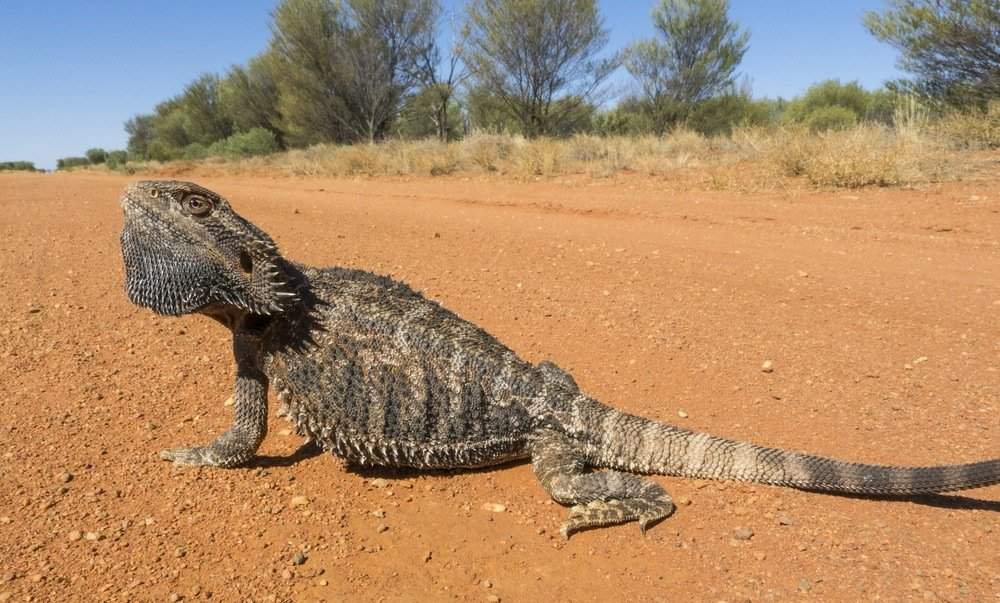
160,445 -> 231,467
560,496 -> 675,539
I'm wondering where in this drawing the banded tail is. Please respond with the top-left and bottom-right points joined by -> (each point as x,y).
579,401 -> 1000,495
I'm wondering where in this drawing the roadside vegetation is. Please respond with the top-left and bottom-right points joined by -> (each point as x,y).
0,161 -> 38,172
62,0 -> 999,189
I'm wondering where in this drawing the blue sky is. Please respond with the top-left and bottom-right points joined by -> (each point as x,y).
0,1 -> 902,170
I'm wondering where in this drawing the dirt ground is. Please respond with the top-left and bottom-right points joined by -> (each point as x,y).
1,170 -> 998,602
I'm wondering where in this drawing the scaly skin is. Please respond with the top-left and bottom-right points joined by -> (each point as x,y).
119,180 -> 1000,538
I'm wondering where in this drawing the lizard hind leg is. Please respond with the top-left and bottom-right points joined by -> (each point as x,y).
531,430 -> 675,539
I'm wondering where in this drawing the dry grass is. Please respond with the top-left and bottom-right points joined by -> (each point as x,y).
765,125 -> 960,188
123,116 -> 997,190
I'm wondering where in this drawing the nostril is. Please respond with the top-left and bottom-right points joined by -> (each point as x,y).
239,250 -> 253,274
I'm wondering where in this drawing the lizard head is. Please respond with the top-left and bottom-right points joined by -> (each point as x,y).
119,180 -> 298,317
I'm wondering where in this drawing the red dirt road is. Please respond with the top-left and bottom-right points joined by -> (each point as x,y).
1,171 -> 998,602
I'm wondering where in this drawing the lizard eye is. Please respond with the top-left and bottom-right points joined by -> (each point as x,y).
149,189 -> 159,198
184,195 -> 213,217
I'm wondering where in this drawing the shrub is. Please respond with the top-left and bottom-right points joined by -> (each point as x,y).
106,150 -> 128,169
767,124 -> 955,187
56,157 -> 91,170
207,128 -> 280,159
934,101 -> 1000,149
459,131 -> 517,172
0,161 -> 37,171
182,143 -> 211,160
803,106 -> 857,132
85,148 -> 108,164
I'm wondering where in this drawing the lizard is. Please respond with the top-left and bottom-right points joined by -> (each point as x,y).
119,180 -> 1000,538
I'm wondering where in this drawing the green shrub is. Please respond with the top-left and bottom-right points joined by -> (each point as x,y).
56,157 -> 91,170
85,148 -> 107,164
106,150 -> 128,169
182,143 -> 210,160
804,106 -> 858,132
592,109 -> 653,136
207,128 -> 280,159
0,161 -> 37,171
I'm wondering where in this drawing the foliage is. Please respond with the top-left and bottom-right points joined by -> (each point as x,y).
802,105 -> 858,132
106,150 -> 128,169
624,0 -> 749,132
782,80 -> 898,129
56,157 -> 91,170
0,161 -> 37,171
85,148 -> 107,164
395,87 -> 465,140
462,0 -> 617,137
865,0 -> 1000,107
686,91 -> 775,135
220,53 -> 285,147
269,0 -> 438,145
125,114 -> 155,159
207,128 -> 281,158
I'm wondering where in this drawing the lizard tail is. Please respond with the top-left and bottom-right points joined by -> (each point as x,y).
580,402 -> 1000,495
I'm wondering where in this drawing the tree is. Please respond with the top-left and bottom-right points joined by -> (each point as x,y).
338,0 -> 439,143
411,12 -> 467,141
269,0 -> 438,145
269,0 -> 349,146
624,0 -> 749,131
462,0 -> 617,137
221,53 -> 285,147
125,114 -> 155,159
177,74 -> 233,145
865,0 -> 1000,107
85,148 -> 107,164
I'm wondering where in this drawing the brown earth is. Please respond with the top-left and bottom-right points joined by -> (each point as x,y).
1,170 -> 998,602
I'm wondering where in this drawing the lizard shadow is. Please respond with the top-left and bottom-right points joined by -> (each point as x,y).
250,441 -> 326,468
246,444 -> 999,512
344,458 -> 531,480
248,443 -> 529,476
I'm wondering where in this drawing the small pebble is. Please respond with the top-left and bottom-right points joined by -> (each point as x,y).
376,524 -> 389,533
370,478 -> 390,488
58,472 -> 73,483
486,596 -> 501,603
733,527 -> 754,541
677,410 -> 688,418
223,396 -> 234,407
281,569 -> 293,580
291,552 -> 307,566
777,514 -> 793,526
290,496 -> 309,507
317,579 -> 328,586
68,530 -> 82,541
84,531 -> 101,541
371,509 -> 386,518
761,360 -> 774,373
481,503 -> 506,513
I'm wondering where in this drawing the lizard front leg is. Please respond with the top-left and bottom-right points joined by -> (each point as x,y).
161,333 -> 268,467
